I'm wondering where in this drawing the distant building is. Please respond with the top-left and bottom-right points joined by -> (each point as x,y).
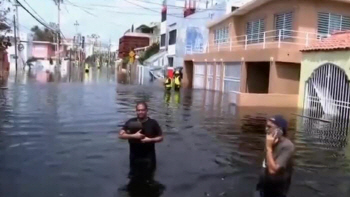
31,38 -> 73,60
135,22 -> 161,45
118,32 -> 150,58
160,0 -> 232,68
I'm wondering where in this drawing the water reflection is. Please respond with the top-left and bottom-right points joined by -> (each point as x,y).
301,118 -> 349,149
0,69 -> 349,197
118,178 -> 166,197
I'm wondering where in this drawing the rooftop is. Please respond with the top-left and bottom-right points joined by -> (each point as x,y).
302,31 -> 350,52
123,32 -> 151,38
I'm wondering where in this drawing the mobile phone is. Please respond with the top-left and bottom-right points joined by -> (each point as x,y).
274,128 -> 283,138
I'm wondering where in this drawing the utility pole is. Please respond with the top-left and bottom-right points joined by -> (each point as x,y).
108,39 -> 111,66
15,1 -> 20,69
74,20 -> 79,34
57,0 -> 61,66
74,21 -> 79,65
13,14 -> 18,71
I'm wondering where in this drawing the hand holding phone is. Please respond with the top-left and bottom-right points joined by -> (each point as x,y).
273,128 -> 283,139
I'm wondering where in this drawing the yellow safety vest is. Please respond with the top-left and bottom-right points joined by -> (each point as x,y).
174,76 -> 181,86
165,78 -> 172,88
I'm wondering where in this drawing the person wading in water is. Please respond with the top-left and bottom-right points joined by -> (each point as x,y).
119,102 -> 164,184
256,115 -> 295,197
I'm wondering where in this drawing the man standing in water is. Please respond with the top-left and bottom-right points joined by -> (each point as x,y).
256,115 -> 295,197
119,102 -> 164,181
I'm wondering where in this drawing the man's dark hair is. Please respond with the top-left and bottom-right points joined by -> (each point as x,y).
136,101 -> 148,110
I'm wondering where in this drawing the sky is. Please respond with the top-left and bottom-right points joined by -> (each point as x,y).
16,0 -> 165,45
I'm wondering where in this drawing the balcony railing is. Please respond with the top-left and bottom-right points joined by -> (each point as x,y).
186,29 -> 328,54
185,45 -> 204,54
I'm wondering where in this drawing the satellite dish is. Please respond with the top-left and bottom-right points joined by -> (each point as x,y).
18,43 -> 24,51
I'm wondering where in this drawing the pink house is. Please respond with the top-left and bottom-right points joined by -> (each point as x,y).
32,40 -> 72,60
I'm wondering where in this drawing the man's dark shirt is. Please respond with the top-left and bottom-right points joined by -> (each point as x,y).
122,117 -> 162,159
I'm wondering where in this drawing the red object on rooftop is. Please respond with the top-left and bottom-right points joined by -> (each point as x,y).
184,0 -> 196,17
302,30 -> 350,52
162,0 -> 167,13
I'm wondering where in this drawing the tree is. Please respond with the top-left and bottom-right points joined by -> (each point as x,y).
31,25 -> 56,42
138,43 -> 160,64
0,0 -> 11,23
0,0 -> 11,50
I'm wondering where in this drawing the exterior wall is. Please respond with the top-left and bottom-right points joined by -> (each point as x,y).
201,0 -> 350,62
297,0 -> 350,35
181,2 -> 227,63
31,43 -> 68,60
118,36 -> 150,58
187,0 -> 350,107
186,48 -> 302,63
269,62 -> 300,94
32,44 -> 49,59
237,93 -> 299,108
236,0 -> 298,36
209,17 -> 234,51
298,51 -> 350,108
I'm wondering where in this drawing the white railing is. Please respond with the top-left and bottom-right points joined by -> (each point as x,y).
185,29 -> 328,54
185,45 -> 204,54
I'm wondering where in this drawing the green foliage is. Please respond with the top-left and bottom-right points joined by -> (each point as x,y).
31,25 -> 56,42
138,43 -> 159,64
123,56 -> 130,66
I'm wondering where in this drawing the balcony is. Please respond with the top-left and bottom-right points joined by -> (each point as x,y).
186,30 -> 326,55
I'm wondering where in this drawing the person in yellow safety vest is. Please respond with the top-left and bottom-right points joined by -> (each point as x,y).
174,70 -> 181,91
164,90 -> 171,104
84,63 -> 89,73
164,76 -> 172,91
173,90 -> 180,104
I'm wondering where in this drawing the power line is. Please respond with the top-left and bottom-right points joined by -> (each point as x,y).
124,0 -> 159,13
65,0 -> 159,16
16,0 -> 55,31
65,0 -> 220,19
4,17 -> 32,31
16,0 -> 66,39
64,0 -> 129,28
63,3 -> 70,14
22,0 -> 48,24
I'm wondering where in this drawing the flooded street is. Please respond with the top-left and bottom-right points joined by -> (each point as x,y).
0,67 -> 349,197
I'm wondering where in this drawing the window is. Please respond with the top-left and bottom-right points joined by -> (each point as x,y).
169,30 -> 177,45
214,26 -> 229,44
161,6 -> 166,22
318,12 -> 350,37
275,12 -> 293,40
168,57 -> 174,67
223,63 -> 241,93
160,34 -> 166,47
246,19 -> 265,44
